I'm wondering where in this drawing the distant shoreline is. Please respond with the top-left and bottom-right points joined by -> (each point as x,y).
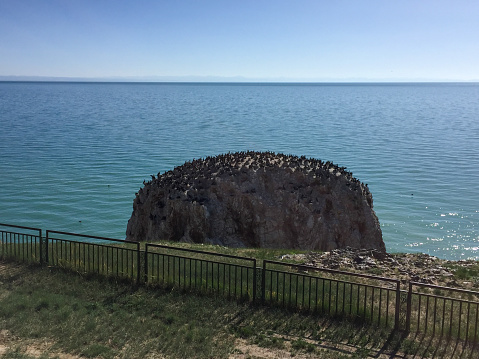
1,76 -> 478,84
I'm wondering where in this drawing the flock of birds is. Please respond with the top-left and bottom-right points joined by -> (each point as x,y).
136,152 -> 369,203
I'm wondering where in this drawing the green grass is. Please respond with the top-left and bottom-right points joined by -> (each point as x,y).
1,261 -> 479,358
291,338 -> 316,353
145,240 -> 309,265
4,239 -> 479,344
3,239 -> 399,325
443,261 -> 479,289
2,235 -> 479,358
0,262 -> 238,358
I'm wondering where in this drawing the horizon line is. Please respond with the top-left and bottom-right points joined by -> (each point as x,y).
1,75 -> 479,84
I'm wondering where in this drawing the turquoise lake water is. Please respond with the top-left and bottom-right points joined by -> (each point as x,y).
0,82 -> 478,260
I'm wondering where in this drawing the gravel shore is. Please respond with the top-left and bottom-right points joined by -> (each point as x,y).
280,248 -> 479,290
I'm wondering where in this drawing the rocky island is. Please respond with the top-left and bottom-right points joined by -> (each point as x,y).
126,151 -> 385,251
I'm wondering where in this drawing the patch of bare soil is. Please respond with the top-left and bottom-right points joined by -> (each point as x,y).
0,261 -> 26,277
0,329 -> 80,359
229,336 -> 407,359
230,338 -> 312,359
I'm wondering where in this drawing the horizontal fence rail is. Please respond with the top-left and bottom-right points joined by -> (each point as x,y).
0,223 -> 43,264
262,260 -> 401,329
145,243 -> 257,301
46,230 -> 141,283
1,223 -> 479,344
406,282 -> 479,344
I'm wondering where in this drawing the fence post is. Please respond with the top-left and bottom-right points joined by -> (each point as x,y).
39,229 -> 43,266
45,230 -> 50,265
144,244 -> 149,284
395,281 -> 401,330
262,260 -> 266,303
137,242 -> 141,284
252,259 -> 257,303
405,282 -> 412,333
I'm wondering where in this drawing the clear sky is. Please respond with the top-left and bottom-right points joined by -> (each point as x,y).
1,0 -> 478,81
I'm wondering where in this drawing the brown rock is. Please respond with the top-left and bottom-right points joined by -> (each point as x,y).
126,152 -> 384,251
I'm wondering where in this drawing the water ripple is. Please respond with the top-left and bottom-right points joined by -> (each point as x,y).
1,82 -> 478,260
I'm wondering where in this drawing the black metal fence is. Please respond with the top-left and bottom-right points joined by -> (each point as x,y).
46,230 -> 141,283
1,223 -> 479,344
145,243 -> 257,301
262,260 -> 401,329
0,223 -> 43,264
406,282 -> 479,343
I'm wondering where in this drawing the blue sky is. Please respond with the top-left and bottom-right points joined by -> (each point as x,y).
1,0 -> 478,81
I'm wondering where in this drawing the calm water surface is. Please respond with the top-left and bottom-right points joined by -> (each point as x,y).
0,82 -> 478,260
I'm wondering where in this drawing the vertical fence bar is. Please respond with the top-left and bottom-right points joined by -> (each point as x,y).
394,282 -> 400,330
474,303 -> 478,344
356,284 -> 360,318
466,302 -> 470,342
190,259 -> 193,290
39,229 -> 44,265
417,293 -> 422,332
406,282 -> 412,333
145,244 -> 149,284
46,230 -> 50,265
424,296 -> 430,333
295,274 -> 299,308
308,277 -> 313,310
252,259 -> 257,303
363,286 -> 367,320
91,243 -> 95,274
449,301 -> 454,338
458,301 -> 463,340
335,280 -> 339,315
13,233 -> 16,258
178,257 -> 182,289
386,288 -> 390,327
269,267 -> 274,303
378,288 -> 382,325
302,276 -> 305,309
222,263 -> 226,295
262,261 -> 266,303
441,298 -> 446,337
234,266 -> 237,298
21,234 -> 25,261
287,273 -> 291,308
371,286 -> 375,322
137,242 -> 141,284
240,265 -> 243,298
227,263 -> 231,297
328,279 -> 332,315
205,260 -> 209,291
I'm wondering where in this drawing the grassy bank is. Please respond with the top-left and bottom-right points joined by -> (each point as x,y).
1,261 -> 478,358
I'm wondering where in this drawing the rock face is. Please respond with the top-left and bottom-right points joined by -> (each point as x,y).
126,152 -> 385,251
